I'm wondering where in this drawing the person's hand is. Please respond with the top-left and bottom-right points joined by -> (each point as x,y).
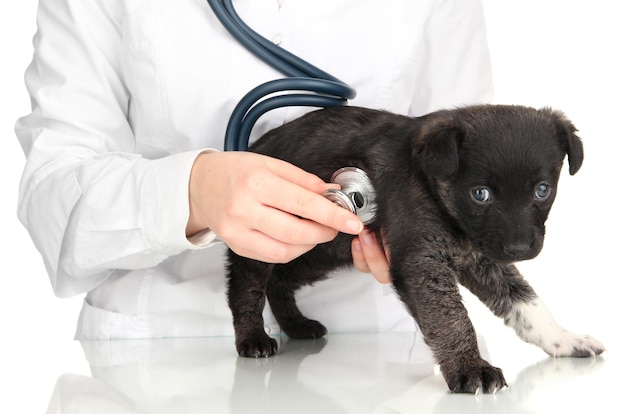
186,151 -> 364,263
351,230 -> 392,284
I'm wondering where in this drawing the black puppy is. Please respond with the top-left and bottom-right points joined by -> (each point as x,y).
225,105 -> 605,393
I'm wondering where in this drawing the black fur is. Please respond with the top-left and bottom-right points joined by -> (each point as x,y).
224,104 -> 587,393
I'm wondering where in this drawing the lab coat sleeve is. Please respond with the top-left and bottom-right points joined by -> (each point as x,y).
15,0 -> 215,298
410,0 -> 494,114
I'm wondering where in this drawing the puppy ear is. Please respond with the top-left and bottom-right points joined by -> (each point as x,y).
544,108 -> 584,175
413,111 -> 463,178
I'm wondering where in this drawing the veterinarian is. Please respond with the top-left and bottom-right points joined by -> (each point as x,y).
15,0 -> 493,339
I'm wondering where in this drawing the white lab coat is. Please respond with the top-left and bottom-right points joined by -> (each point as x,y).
16,0 -> 493,339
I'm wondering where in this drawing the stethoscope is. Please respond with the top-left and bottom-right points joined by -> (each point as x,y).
207,0 -> 377,224
206,0 -> 356,152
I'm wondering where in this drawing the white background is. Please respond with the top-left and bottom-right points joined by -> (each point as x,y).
1,1 -> 624,412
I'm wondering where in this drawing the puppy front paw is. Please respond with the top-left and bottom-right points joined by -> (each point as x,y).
542,332 -> 605,358
506,299 -> 605,358
236,333 -> 278,358
440,358 -> 508,394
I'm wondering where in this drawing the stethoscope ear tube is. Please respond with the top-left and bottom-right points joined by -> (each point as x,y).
207,0 -> 356,151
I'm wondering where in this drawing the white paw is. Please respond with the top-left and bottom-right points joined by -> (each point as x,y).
540,330 -> 605,358
505,299 -> 605,357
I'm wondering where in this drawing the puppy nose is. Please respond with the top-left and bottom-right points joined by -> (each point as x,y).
504,242 -> 531,257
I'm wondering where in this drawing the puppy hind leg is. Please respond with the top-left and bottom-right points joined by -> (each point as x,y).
266,265 -> 328,339
227,256 -> 277,358
505,298 -> 606,358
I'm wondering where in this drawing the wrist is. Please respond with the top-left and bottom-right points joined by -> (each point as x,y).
186,150 -> 217,238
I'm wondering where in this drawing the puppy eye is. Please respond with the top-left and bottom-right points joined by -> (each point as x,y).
470,187 -> 491,204
534,182 -> 552,200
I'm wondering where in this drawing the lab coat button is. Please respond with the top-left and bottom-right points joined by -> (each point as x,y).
272,34 -> 283,45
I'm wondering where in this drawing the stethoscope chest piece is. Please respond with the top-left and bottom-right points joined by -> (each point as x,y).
323,167 -> 377,225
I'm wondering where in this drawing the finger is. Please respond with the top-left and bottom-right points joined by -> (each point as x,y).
380,229 -> 391,260
228,229 -> 317,263
263,158 -> 364,235
267,156 -> 334,194
358,230 -> 392,284
258,178 -> 363,235
351,238 -> 370,273
248,204 -> 339,246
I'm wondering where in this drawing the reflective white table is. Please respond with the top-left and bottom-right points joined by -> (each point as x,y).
42,332 -> 619,414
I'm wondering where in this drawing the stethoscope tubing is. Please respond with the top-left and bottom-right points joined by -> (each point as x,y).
226,78 -> 351,151
206,0 -> 356,151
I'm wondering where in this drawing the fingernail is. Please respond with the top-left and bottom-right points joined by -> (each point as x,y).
353,240 -> 362,253
361,230 -> 375,246
347,219 -> 363,234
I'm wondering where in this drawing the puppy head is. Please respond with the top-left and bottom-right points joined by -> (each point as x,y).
413,105 -> 583,262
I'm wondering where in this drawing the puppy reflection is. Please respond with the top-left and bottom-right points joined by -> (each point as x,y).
376,356 -> 605,413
